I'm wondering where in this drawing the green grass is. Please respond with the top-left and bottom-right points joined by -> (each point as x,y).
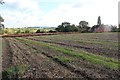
16,37 -> 120,70
49,45 -> 119,70
4,65 -> 29,77
2,27 -> 55,34
34,33 -> 118,47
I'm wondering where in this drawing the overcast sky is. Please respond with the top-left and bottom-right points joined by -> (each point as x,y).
0,0 -> 119,28
118,1 -> 120,24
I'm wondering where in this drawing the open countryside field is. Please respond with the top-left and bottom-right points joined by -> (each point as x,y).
2,32 -> 120,79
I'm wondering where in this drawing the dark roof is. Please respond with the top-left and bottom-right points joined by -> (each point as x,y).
90,25 -> 101,32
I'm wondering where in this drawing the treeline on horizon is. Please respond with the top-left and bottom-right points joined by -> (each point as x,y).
55,16 -> 120,33
0,22 -> 120,35
0,16 -> 120,35
55,21 -> 120,33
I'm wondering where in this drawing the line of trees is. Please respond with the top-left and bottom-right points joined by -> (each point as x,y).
56,22 -> 78,32
56,21 -> 90,33
55,16 -> 120,33
111,25 -> 120,32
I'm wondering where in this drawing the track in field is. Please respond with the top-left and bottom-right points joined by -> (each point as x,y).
25,37 -> 118,59
2,33 -> 120,79
15,37 -> 120,79
2,38 -> 85,79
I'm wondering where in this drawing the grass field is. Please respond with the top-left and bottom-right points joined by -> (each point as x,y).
2,32 -> 120,79
0,27 -> 55,35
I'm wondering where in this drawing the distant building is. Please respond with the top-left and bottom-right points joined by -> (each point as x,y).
90,24 -> 112,32
90,16 -> 112,32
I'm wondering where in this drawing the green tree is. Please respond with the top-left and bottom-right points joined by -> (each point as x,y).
111,26 -> 118,32
56,25 -> 64,32
56,22 -> 78,32
78,21 -> 90,32
71,24 -> 78,32
25,29 -> 30,33
15,29 -> 21,34
49,30 -> 56,33
36,29 -> 41,33
79,21 -> 88,28
97,16 -> 101,26
62,22 -> 70,27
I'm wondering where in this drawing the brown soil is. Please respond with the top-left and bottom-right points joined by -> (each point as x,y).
17,37 -> 120,79
26,37 -> 118,59
2,38 -> 83,79
2,36 -> 120,80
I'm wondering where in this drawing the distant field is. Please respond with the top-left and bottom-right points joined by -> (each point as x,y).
1,27 -> 55,35
2,32 -> 119,79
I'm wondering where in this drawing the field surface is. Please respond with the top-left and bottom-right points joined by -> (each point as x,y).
2,32 -> 120,79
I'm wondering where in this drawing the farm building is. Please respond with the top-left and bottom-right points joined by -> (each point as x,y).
90,16 -> 112,32
90,24 -> 112,32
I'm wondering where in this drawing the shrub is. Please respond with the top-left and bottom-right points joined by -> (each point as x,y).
25,29 -> 30,33
36,29 -> 41,33
49,30 -> 56,33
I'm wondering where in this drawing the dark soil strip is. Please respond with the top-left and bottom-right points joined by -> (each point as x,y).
26,37 -> 92,50
41,52 -> 94,80
2,38 -> 13,68
2,38 -> 14,79
10,38 -> 81,78
10,39 -> 50,78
